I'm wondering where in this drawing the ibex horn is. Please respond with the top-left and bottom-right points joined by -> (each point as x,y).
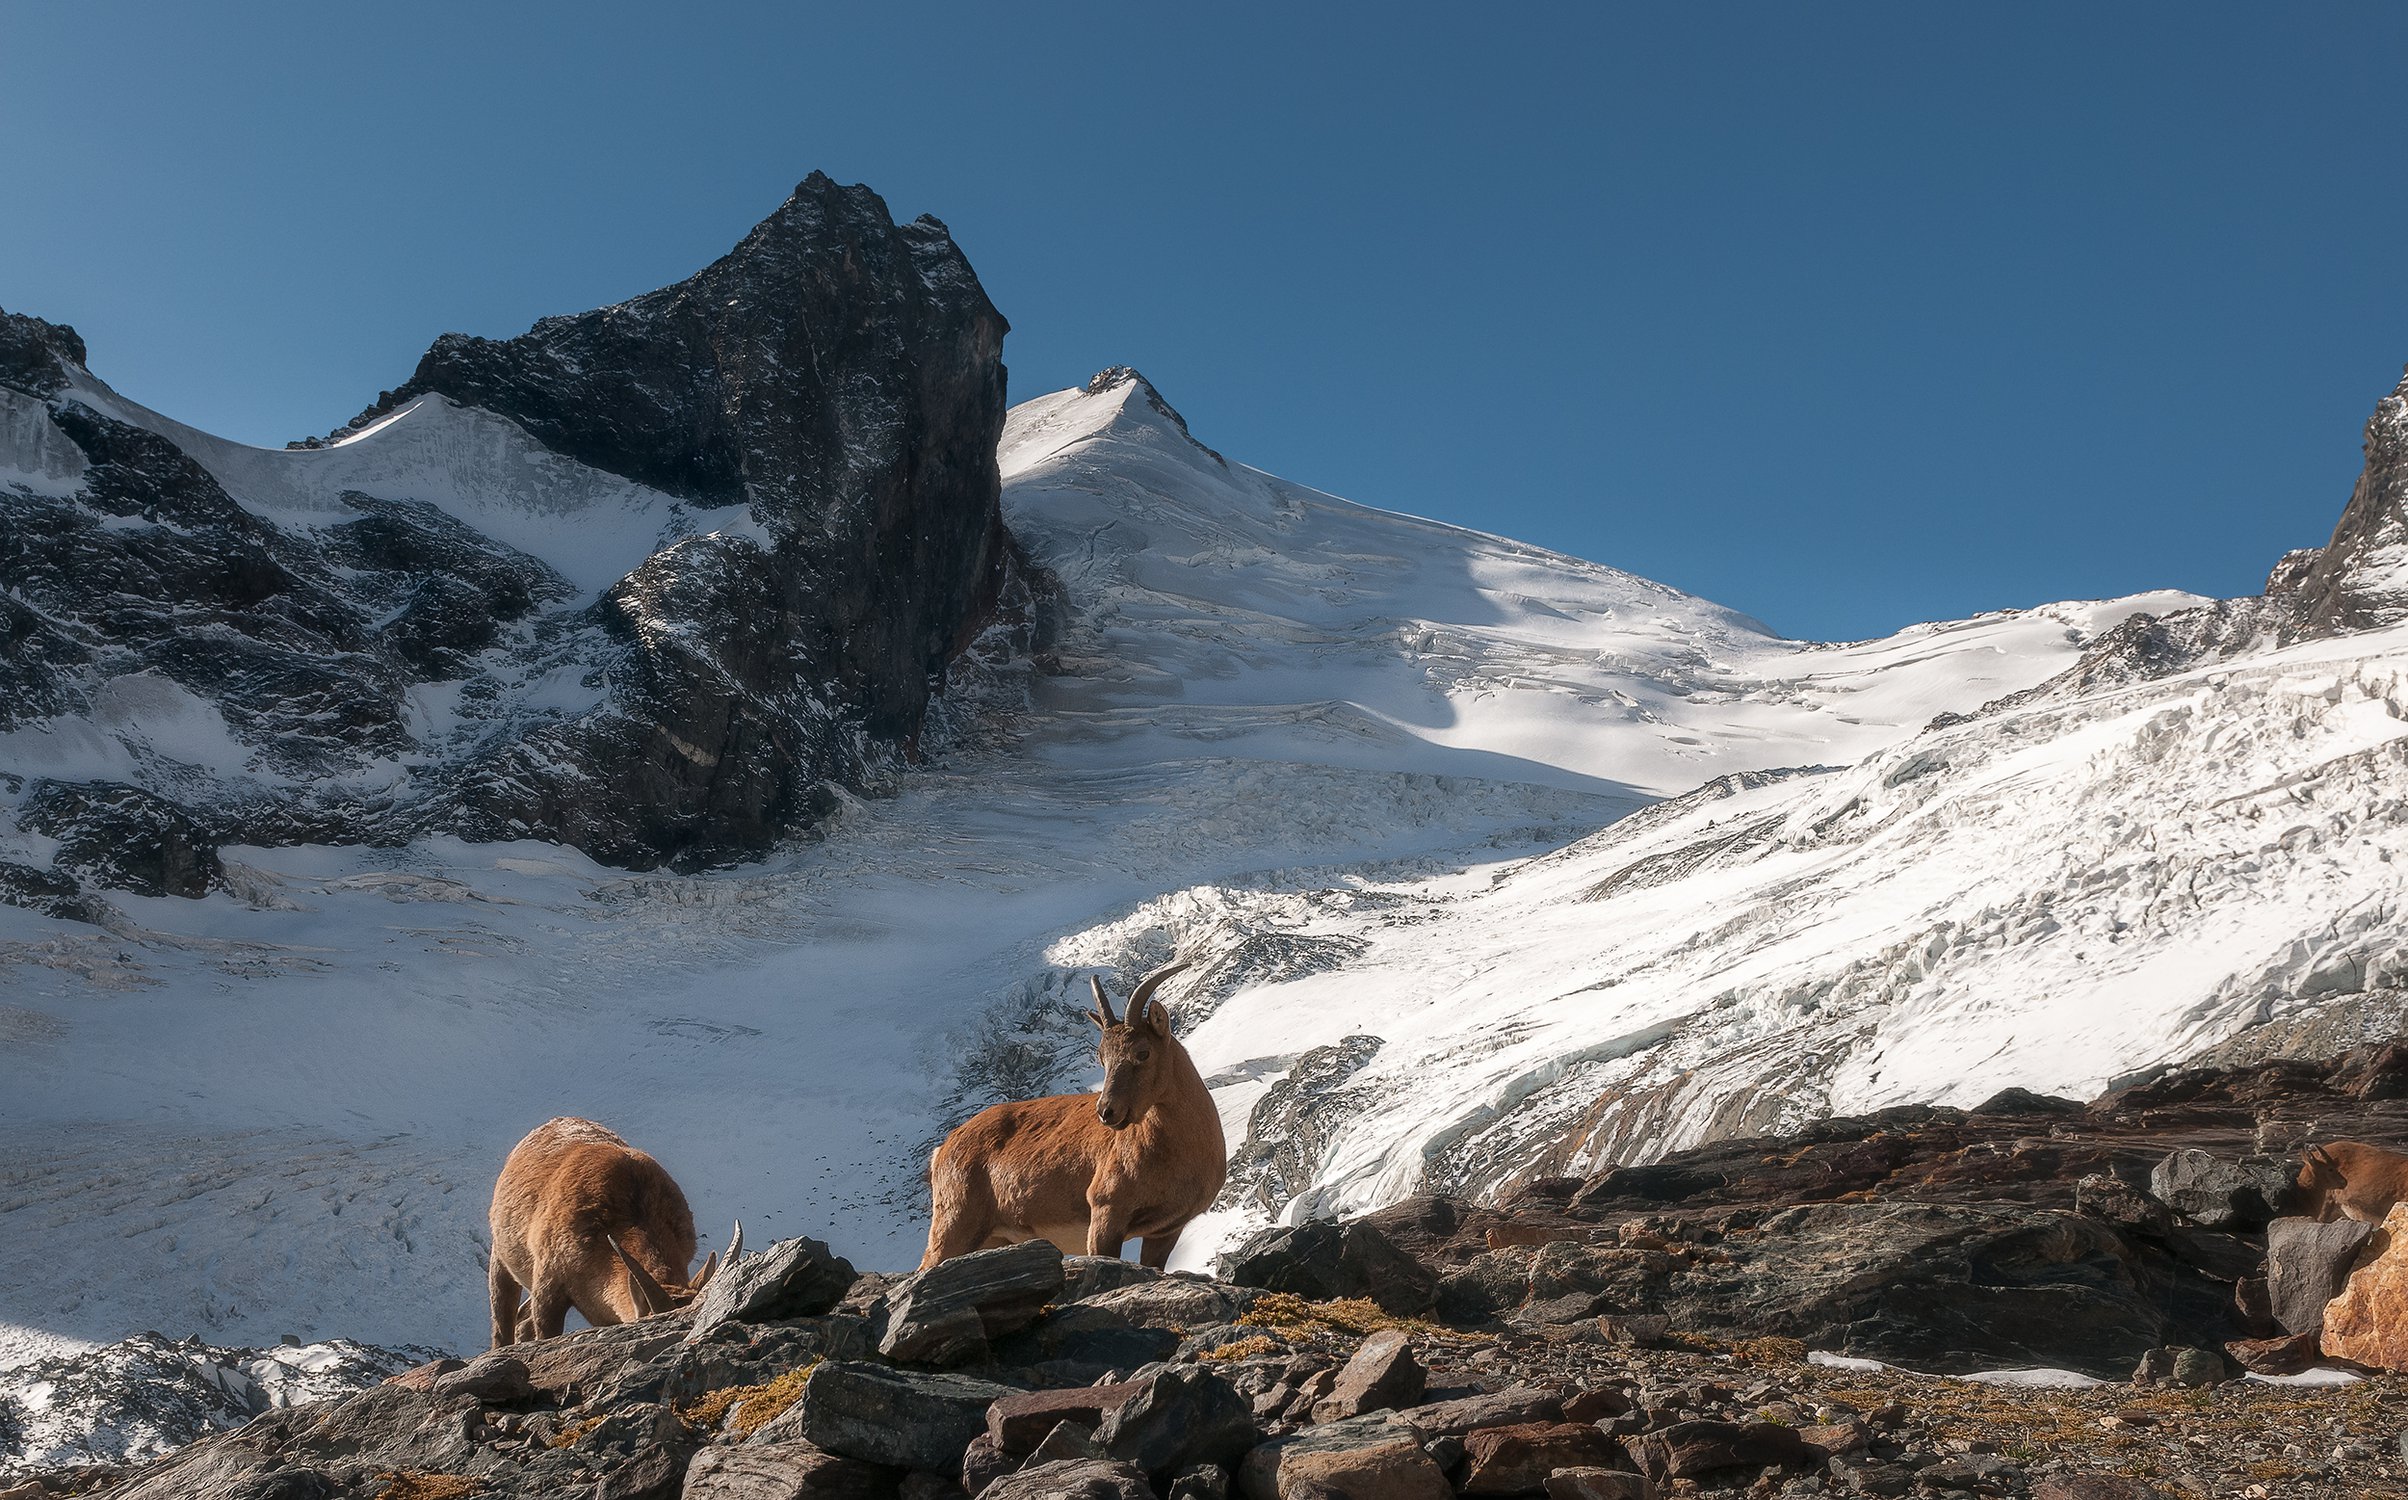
725,1219 -> 744,1265
1088,974 -> 1118,1026
613,1238 -> 671,1316
1125,958 -> 1192,1028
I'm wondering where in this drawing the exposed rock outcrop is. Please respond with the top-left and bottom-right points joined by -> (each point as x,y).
1227,1042 -> 2408,1379
2280,365 -> 2408,634
2004,362 -> 2408,710
0,173 -> 1045,911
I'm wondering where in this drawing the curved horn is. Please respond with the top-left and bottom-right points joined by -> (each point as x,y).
1088,973 -> 1119,1026
613,1237 -> 670,1316
725,1219 -> 744,1265
1125,958 -> 1192,1028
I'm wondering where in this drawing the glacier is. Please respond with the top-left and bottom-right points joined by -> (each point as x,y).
4,355 -> 2392,1393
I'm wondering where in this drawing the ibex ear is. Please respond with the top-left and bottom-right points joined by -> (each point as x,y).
1140,997 -> 1173,1034
692,1251 -> 720,1291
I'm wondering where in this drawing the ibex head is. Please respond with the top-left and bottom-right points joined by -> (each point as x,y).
1088,961 -> 1191,1131
610,1219 -> 743,1321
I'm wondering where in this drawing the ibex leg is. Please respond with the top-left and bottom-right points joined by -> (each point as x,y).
488,1259 -> 524,1349
1138,1232 -> 1180,1270
526,1284 -> 574,1341
1086,1202 -> 1133,1260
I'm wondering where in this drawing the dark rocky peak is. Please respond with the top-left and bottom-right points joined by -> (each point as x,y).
0,172 -> 1034,905
1083,365 -> 1225,465
330,172 -> 1008,531
0,306 -> 90,397
1990,357 -> 2408,708
2269,362 -> 2408,634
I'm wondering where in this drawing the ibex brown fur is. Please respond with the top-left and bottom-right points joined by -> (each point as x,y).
2296,1140 -> 2408,1224
921,961 -> 1226,1270
487,1117 -> 735,1347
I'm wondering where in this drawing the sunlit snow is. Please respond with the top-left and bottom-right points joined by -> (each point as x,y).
7,369 -> 2371,1375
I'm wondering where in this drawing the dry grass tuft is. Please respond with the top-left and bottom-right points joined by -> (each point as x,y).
1236,1292 -> 1458,1340
1725,1335 -> 1809,1367
1198,1335 -> 1280,1363
677,1363 -> 817,1436
545,1416 -> 601,1449
377,1474 -> 485,1500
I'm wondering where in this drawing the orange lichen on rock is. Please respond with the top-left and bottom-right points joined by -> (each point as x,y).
2318,1201 -> 2408,1368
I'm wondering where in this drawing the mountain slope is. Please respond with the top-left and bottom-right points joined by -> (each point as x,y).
0,365 -> 2175,1370
1001,368 -> 2192,799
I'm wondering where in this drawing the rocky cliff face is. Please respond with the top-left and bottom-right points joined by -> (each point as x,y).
0,174 -> 1037,906
2281,365 -> 2408,634
2016,362 -> 2408,703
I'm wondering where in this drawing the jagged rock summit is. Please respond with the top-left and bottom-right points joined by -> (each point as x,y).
0,174 -> 1037,908
2282,363 -> 2408,633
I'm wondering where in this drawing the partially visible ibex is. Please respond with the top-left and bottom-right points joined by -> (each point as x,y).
921,960 -> 1226,1270
2296,1140 -> 2408,1224
488,1117 -> 738,1346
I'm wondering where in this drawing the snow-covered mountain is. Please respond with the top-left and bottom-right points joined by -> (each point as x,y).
4,183 -> 2402,1422
0,353 -> 2199,1365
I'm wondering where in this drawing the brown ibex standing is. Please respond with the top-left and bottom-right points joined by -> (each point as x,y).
921,960 -> 1226,1270
487,1117 -> 738,1346
2296,1140 -> 2408,1223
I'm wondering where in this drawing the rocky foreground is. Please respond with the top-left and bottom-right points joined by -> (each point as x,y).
15,1044 -> 2408,1499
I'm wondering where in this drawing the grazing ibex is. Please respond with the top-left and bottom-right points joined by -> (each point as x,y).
921,960 -> 1226,1270
488,1117 -> 738,1346
2296,1140 -> 2408,1224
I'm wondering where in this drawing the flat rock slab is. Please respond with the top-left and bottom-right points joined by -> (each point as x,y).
1063,1256 -> 1167,1301
792,1360 -> 1018,1472
1220,1220 -> 1438,1315
2266,1215 -> 2376,1334
1081,1277 -> 1259,1329
879,1240 -> 1065,1365
1547,1471 -> 1658,1500
518,1319 -> 691,1402
2224,1329 -> 2326,1376
1238,1414 -> 1452,1500
278,1385 -> 482,1472
1098,1366 -> 1257,1475
2151,1148 -> 2287,1228
1394,1384 -> 1564,1438
688,1239 -> 858,1344
105,1442 -> 333,1500
987,1302 -> 1179,1374
1312,1328 -> 1424,1423
978,1458 -> 1156,1500
1459,1421 -> 1624,1494
1625,1418 -> 1810,1481
683,1439 -> 899,1499
429,1351 -> 533,1403
990,1380 -> 1146,1456
2031,1477 -> 2184,1500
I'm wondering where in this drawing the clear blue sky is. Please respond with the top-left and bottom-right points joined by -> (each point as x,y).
5,4 -> 2403,640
